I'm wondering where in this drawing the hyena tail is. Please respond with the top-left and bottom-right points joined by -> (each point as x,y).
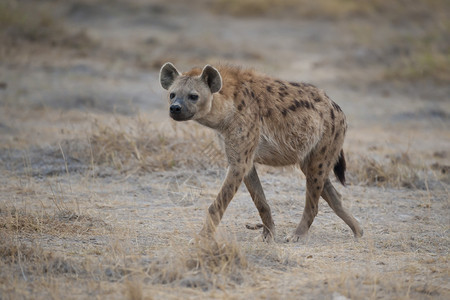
333,149 -> 346,186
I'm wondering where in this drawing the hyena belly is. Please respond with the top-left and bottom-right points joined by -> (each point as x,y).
254,133 -> 298,166
254,113 -> 324,166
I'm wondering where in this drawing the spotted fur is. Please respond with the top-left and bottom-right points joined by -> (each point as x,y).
159,63 -> 363,242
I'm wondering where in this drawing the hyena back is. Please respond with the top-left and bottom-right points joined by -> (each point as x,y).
159,63 -> 363,242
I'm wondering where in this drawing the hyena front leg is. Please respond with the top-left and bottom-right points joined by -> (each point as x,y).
244,165 -> 275,242
200,164 -> 247,237
199,130 -> 257,237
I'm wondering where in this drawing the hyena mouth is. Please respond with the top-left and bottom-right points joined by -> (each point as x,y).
170,112 -> 194,121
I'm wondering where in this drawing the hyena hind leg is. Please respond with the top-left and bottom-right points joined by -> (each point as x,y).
285,176 -> 323,242
321,178 -> 363,238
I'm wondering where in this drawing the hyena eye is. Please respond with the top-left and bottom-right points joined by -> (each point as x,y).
169,92 -> 176,99
188,94 -> 199,101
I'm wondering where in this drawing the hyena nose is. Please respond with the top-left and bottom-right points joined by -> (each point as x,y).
170,104 -> 182,114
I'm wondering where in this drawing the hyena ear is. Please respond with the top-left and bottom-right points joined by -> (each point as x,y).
200,65 -> 222,93
159,62 -> 181,90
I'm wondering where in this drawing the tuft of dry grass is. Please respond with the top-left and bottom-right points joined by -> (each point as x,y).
0,204 -> 109,237
346,152 -> 436,189
149,233 -> 247,290
87,116 -> 225,173
0,232 -> 84,281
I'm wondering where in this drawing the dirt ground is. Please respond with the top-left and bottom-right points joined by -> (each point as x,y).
0,1 -> 449,299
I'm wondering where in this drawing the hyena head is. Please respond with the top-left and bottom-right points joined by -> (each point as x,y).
159,62 -> 222,121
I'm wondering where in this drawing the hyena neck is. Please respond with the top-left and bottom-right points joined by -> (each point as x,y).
195,94 -> 233,132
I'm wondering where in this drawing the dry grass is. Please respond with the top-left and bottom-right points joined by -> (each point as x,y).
1,114 -> 448,298
0,203 -> 107,298
0,201 -> 248,297
346,152 -> 436,189
85,117 -> 445,190
87,116 -> 225,173
0,1 -> 62,43
0,0 -> 93,49
149,234 -> 247,290
0,234 -> 82,277
0,204 -> 109,237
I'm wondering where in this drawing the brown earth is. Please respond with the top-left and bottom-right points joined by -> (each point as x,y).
0,1 -> 449,299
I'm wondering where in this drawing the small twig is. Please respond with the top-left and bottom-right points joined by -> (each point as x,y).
17,247 -> 28,282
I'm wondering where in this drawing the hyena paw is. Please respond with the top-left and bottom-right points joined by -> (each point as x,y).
262,227 -> 275,243
246,223 -> 275,243
284,233 -> 306,243
253,231 -> 274,243
354,227 -> 364,239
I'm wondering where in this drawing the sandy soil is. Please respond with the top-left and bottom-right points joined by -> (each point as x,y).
1,1 -> 449,299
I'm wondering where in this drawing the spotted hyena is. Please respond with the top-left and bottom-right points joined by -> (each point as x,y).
159,63 -> 363,242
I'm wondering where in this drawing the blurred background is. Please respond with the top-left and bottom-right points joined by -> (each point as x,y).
1,0 -> 448,112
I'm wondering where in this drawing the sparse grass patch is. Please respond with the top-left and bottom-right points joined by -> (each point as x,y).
150,233 -> 247,290
0,0 -> 93,49
0,232 -> 85,285
0,234 -> 42,264
86,117 -> 445,190
346,152 -> 434,189
87,116 -> 224,173
0,204 -> 109,237
0,233 -> 247,297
